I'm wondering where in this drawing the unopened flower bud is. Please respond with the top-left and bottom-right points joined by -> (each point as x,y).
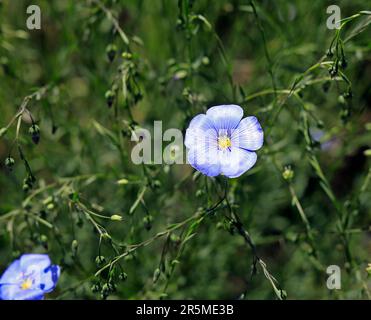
282,166 -> 294,181
117,178 -> 129,185
110,214 -> 123,221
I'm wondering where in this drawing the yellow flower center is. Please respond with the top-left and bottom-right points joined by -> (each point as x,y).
21,278 -> 33,290
218,136 -> 232,150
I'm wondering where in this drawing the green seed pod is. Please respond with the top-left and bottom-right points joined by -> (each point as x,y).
151,180 -> 161,189
101,283 -> 109,299
340,111 -> 350,123
153,268 -> 161,283
107,282 -> 116,293
228,220 -> 235,235
326,49 -> 333,58
106,44 -> 117,62
40,234 -> 48,243
280,290 -> 288,300
95,255 -> 106,266
22,178 -> 31,192
122,52 -> 132,60
91,283 -> 101,293
328,66 -> 337,77
71,239 -> 78,256
101,283 -> 109,293
40,234 -> 48,249
29,124 -> 40,144
170,233 -> 180,243
143,215 -> 153,231
119,272 -> 127,281
105,90 -> 115,108
5,156 -> 15,170
201,56 -> 210,65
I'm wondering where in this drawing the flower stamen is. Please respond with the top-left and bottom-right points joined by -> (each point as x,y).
218,135 -> 232,150
20,278 -> 33,290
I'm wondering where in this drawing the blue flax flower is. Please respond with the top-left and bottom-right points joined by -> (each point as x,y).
185,104 -> 263,178
0,254 -> 60,300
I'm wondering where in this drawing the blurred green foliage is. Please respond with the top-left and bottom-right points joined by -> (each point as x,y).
0,0 -> 370,299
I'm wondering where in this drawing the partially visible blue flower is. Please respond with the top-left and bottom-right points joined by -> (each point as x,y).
185,104 -> 263,178
0,254 -> 60,300
310,128 -> 336,151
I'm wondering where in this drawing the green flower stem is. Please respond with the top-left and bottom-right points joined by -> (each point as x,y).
90,0 -> 130,46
